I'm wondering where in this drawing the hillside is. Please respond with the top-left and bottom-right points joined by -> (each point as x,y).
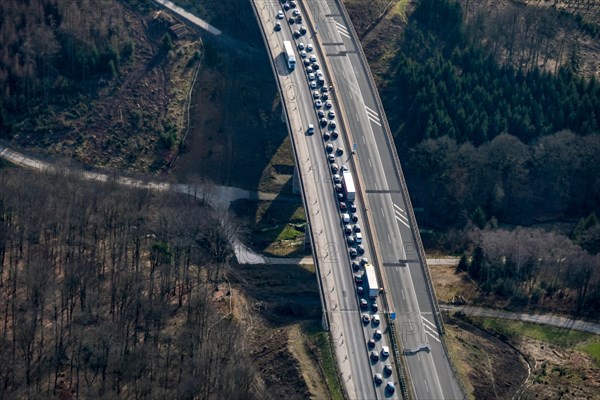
0,0 -> 200,172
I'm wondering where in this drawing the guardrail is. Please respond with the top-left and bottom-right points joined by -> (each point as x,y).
332,0 -> 467,397
248,0 -> 330,332
332,0 -> 444,335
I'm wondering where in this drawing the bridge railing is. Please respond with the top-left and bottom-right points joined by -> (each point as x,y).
299,1 -> 414,398
249,0 -> 330,332
331,1 -> 467,397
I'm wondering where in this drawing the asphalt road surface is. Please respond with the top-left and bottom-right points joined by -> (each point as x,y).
252,1 -> 402,398
296,1 -> 465,398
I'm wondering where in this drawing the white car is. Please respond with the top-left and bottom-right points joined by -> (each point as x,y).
372,314 -> 380,325
309,81 -> 318,89
276,10 -> 284,19
297,42 -> 305,50
309,54 -> 317,63
308,73 -> 315,81
300,50 -> 307,58
342,213 -> 350,224
306,43 -> 314,52
381,346 -> 389,357
355,232 -> 362,244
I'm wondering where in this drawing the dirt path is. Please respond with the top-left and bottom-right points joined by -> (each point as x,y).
287,324 -> 330,400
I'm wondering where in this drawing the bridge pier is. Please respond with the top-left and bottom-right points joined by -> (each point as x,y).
292,165 -> 301,194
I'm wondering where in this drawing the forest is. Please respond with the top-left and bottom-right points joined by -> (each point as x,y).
380,0 -> 600,227
0,0 -> 141,135
456,226 -> 600,316
0,167 -> 258,399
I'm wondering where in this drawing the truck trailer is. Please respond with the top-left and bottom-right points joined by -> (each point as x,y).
364,263 -> 379,298
342,171 -> 355,201
283,40 -> 296,70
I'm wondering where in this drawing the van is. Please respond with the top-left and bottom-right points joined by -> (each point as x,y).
341,213 -> 350,224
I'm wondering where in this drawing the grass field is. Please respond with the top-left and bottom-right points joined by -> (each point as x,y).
470,317 -> 600,363
309,328 -> 345,400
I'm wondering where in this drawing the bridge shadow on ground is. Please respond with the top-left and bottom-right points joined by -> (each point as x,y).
230,177 -> 313,259
173,10 -> 290,191
230,261 -> 322,327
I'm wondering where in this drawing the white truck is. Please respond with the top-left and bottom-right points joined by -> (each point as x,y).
342,171 -> 355,201
365,263 -> 379,298
283,40 -> 296,70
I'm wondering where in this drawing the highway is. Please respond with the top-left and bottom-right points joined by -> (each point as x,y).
302,0 -> 465,398
253,1 -> 400,399
252,0 -> 465,398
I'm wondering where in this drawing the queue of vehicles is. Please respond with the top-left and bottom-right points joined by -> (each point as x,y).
275,1 -> 394,394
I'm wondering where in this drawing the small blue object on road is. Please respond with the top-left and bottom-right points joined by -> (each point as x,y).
390,312 -> 396,321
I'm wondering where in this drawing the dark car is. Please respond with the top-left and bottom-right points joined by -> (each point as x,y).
351,213 -> 359,222
354,274 -> 363,284
384,364 -> 393,375
357,286 -> 364,295
339,201 -> 346,210
322,131 -> 330,141
331,130 -> 339,139
352,261 -> 360,271
374,373 -> 383,385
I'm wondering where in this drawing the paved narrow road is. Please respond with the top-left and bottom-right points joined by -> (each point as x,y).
442,305 -> 600,335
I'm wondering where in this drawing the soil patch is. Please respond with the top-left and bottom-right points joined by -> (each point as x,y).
229,262 -> 329,399
443,314 -> 528,399
11,5 -> 201,172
